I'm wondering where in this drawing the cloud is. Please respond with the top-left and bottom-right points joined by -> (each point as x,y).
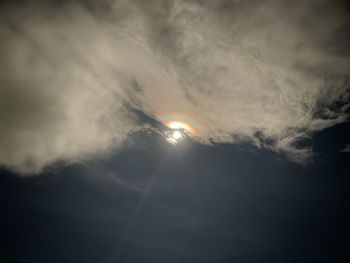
0,0 -> 349,174
342,144 -> 350,153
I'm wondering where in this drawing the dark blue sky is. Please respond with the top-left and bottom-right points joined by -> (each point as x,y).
1,121 -> 349,263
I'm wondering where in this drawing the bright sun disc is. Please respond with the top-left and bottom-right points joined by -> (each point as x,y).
172,130 -> 183,140
166,130 -> 184,145
165,121 -> 193,145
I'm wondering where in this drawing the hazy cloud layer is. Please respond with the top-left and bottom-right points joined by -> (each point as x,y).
0,0 -> 349,174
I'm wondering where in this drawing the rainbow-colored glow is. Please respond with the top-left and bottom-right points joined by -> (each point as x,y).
154,106 -> 208,144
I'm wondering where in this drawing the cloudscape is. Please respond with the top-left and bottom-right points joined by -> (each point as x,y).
0,0 -> 349,174
0,1 -> 349,263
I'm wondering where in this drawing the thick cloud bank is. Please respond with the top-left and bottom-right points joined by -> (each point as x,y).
0,0 -> 349,174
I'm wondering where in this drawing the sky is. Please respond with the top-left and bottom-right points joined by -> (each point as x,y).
0,0 -> 349,262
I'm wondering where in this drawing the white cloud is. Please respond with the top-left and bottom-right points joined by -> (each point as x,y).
0,0 -> 349,174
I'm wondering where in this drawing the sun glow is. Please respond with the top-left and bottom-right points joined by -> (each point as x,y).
167,121 -> 194,134
172,130 -> 183,140
165,121 -> 193,145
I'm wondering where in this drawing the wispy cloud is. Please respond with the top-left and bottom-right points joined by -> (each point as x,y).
342,144 -> 350,153
0,0 -> 349,174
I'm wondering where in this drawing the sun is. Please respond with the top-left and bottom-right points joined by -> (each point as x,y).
166,130 -> 183,145
172,130 -> 183,140
165,121 -> 193,145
